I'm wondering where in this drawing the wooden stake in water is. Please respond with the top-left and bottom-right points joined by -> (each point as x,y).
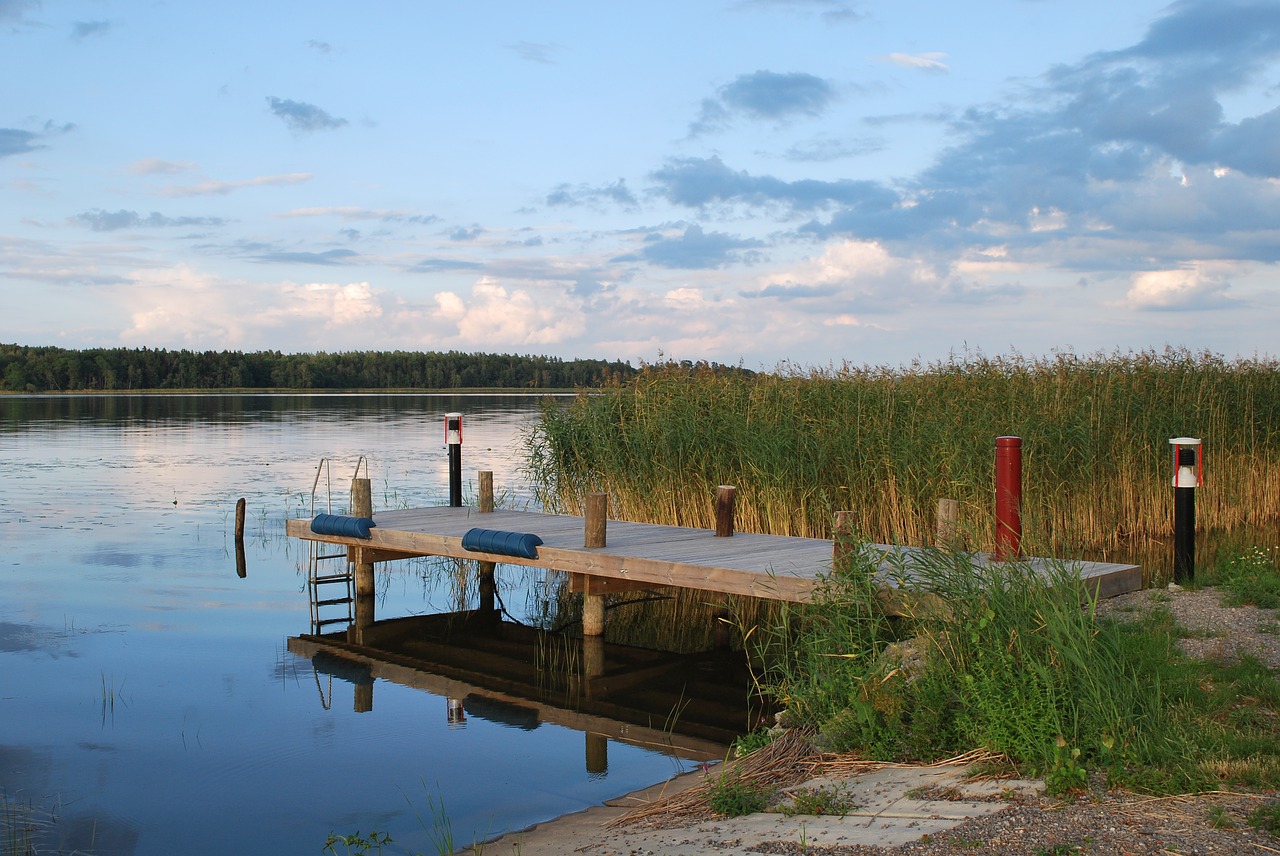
478,470 -> 494,513
585,492 -> 608,548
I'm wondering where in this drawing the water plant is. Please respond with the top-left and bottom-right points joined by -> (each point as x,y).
527,350 -> 1280,577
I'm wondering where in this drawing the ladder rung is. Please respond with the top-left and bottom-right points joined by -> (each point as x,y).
315,597 -> 353,607
315,617 -> 352,628
311,574 -> 353,584
314,552 -> 348,561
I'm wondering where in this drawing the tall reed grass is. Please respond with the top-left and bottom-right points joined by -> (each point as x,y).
526,349 -> 1280,564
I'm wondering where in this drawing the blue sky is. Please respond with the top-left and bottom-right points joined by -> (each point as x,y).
3,0 -> 1279,370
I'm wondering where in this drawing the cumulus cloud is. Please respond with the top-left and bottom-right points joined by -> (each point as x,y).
117,266 -> 387,347
1119,267 -> 1235,310
265,97 -> 348,132
691,70 -> 836,134
74,209 -> 225,232
434,277 -> 586,345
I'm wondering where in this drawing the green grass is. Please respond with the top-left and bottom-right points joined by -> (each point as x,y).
754,544 -> 1280,794
707,772 -> 774,817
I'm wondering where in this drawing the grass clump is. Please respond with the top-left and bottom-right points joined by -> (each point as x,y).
758,543 -> 1280,794
1249,799 -> 1280,839
707,771 -> 774,817
1213,545 -> 1280,609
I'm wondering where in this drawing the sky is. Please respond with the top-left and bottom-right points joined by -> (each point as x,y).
3,0 -> 1279,371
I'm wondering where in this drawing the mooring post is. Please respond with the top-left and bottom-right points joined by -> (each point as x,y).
582,580 -> 606,637
585,492 -> 608,548
1170,437 -> 1203,584
994,437 -> 1022,560
715,485 -> 737,537
936,498 -> 959,548
478,470 -> 494,513
583,635 -> 607,771
832,510 -> 857,573
445,412 -> 463,507
351,477 -> 375,598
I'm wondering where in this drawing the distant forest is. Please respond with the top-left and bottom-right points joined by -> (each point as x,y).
0,344 -> 639,392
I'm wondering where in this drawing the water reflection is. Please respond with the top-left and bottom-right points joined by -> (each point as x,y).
289,608 -> 769,768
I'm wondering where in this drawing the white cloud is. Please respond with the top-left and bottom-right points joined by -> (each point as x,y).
882,52 -> 949,73
158,173 -> 313,198
440,277 -> 587,346
1118,266 -> 1235,311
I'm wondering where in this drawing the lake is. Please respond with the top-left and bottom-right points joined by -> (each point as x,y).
0,394 -> 734,855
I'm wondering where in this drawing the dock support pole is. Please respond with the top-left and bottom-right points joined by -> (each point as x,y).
351,477 -> 375,598
477,470 -> 496,615
936,498 -> 959,548
715,485 -> 736,537
994,437 -> 1022,561
445,412 -> 463,508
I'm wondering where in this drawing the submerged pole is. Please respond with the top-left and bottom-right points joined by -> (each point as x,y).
445,413 -> 463,507
994,437 -> 1022,561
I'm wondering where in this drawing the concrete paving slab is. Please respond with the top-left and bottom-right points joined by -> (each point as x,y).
477,762 -> 1042,856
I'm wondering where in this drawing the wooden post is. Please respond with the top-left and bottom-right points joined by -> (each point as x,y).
935,498 -> 959,547
715,485 -> 736,537
351,478 -> 374,597
234,497 -> 247,578
582,585 -> 606,637
584,492 -> 608,548
832,510 -> 856,573
478,470 -> 494,513
478,561 -> 496,615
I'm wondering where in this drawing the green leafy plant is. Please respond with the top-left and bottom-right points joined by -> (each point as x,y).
779,785 -> 859,818
322,830 -> 392,855
1216,546 -> 1280,609
1045,737 -> 1088,795
706,772 -> 773,817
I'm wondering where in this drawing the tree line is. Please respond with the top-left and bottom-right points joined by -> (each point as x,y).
0,344 -> 639,392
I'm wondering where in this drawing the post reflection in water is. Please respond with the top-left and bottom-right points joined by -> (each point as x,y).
290,583 -> 772,773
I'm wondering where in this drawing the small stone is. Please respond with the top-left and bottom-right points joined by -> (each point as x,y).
1167,582 -> 1184,592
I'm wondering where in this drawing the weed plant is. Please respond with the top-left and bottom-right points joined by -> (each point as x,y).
527,350 -> 1280,566
759,544 -> 1280,794
707,772 -> 774,816
1211,545 -> 1280,608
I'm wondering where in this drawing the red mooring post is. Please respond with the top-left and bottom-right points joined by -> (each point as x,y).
994,436 -> 1022,560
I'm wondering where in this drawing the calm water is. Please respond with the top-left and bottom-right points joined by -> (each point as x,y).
0,394 -> 703,855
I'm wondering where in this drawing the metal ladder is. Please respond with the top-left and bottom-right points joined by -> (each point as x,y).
306,457 -> 367,634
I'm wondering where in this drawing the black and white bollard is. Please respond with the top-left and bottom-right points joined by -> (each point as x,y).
1169,437 -> 1203,585
445,412 -> 463,507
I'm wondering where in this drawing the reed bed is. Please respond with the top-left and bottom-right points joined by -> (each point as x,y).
526,349 -> 1280,562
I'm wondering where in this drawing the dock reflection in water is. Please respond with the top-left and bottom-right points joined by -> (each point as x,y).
288,607 -> 769,769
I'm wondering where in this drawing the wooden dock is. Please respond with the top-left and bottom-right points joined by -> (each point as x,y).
285,504 -> 1142,608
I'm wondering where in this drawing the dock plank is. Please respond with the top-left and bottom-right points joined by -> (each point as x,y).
287,505 -> 1142,605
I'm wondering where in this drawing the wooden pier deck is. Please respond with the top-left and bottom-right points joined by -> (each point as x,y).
285,505 -> 1142,604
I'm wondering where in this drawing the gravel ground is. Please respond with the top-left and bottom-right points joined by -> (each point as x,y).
752,586 -> 1280,855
